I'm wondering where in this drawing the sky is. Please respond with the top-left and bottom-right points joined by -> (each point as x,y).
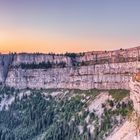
0,0 -> 140,53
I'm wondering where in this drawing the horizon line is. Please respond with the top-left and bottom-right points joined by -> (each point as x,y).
0,45 -> 140,55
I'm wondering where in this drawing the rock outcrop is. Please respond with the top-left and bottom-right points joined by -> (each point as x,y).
106,120 -> 139,140
130,74 -> 140,115
106,71 -> 140,140
0,46 -> 140,89
5,62 -> 137,89
0,54 -> 14,85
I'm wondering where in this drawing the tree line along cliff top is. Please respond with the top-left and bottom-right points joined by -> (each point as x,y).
0,46 -> 140,69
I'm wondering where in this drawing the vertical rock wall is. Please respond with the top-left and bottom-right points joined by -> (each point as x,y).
1,46 -> 140,89
130,73 -> 140,115
5,62 -> 138,89
0,54 -> 14,85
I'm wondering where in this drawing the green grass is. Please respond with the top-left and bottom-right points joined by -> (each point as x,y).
109,89 -> 130,101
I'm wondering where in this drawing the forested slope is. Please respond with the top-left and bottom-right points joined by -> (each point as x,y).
0,87 -> 132,140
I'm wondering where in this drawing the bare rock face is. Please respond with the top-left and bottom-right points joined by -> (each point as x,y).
0,46 -> 140,90
0,54 -> 13,85
104,72 -> 140,140
106,120 -> 140,140
130,72 -> 140,115
5,62 -> 138,90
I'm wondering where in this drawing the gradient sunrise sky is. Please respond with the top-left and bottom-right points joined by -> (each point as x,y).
0,0 -> 140,53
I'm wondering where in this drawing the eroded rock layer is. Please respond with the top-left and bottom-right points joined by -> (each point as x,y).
0,46 -> 140,89
5,62 -> 137,89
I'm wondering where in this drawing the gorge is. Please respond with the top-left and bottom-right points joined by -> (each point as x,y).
0,46 -> 140,140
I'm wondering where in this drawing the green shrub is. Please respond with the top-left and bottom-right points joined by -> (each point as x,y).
109,89 -> 129,101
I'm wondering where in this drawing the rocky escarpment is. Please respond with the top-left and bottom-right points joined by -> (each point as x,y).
5,62 -> 137,90
0,46 -> 140,89
129,72 -> 140,137
130,72 -> 140,115
106,72 -> 140,140
0,54 -> 14,85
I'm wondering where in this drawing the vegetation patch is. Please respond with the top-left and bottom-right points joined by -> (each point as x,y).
0,87 -> 133,140
14,61 -> 67,69
109,89 -> 130,101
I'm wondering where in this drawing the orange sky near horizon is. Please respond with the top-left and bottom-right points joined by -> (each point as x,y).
0,28 -> 139,54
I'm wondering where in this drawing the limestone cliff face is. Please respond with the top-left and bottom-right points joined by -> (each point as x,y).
107,71 -> 140,140
0,54 -> 14,85
130,73 -> 140,115
5,61 -> 138,90
0,46 -> 140,89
